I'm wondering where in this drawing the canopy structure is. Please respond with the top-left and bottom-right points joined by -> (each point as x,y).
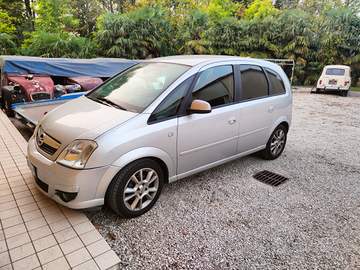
0,55 -> 139,78
265,59 -> 295,84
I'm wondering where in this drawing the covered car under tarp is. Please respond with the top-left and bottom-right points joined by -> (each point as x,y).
0,55 -> 139,77
1,55 -> 139,116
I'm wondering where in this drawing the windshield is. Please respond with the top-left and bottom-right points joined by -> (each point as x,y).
87,62 -> 190,113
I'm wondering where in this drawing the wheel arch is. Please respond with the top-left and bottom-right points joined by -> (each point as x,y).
95,147 -> 174,199
270,116 -> 290,136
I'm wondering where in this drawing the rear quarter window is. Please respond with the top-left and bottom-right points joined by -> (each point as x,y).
265,68 -> 286,95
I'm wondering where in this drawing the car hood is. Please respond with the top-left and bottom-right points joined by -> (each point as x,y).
40,95 -> 138,146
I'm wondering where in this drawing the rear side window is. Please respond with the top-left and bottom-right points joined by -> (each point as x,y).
240,65 -> 268,100
265,68 -> 286,95
192,65 -> 234,107
326,69 -> 345,76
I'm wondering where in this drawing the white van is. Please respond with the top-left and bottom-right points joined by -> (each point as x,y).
316,65 -> 351,96
27,55 -> 292,218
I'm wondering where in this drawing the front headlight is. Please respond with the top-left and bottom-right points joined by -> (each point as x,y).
57,140 -> 98,169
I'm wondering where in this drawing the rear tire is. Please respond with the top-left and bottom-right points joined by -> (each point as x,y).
106,158 -> 164,218
261,124 -> 287,160
342,90 -> 348,97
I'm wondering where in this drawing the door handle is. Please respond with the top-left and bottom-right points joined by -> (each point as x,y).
268,106 -> 274,113
228,116 -> 237,125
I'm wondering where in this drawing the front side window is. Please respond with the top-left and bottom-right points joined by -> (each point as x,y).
265,68 -> 286,95
192,65 -> 234,107
240,65 -> 268,100
149,76 -> 193,122
87,62 -> 190,113
326,68 -> 345,76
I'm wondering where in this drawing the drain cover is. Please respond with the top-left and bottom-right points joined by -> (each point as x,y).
253,170 -> 288,186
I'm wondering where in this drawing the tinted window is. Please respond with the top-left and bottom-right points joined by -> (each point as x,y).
149,77 -> 192,122
265,68 -> 286,95
192,65 -> 234,107
326,69 -> 345,76
240,65 -> 268,100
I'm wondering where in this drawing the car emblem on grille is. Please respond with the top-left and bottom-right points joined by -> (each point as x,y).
38,132 -> 45,146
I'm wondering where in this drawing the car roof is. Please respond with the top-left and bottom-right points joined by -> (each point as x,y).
145,55 -> 268,67
324,65 -> 350,70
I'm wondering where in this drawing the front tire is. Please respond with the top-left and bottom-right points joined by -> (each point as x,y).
106,158 -> 164,218
4,95 -> 15,117
261,124 -> 287,160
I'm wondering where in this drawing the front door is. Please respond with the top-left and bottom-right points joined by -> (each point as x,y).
177,64 -> 239,175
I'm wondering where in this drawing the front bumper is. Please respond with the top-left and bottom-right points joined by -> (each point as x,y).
27,136 -> 110,209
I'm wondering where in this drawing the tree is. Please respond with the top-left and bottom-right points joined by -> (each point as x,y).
204,0 -> 241,21
274,0 -> 299,10
94,13 -> 137,58
0,0 -> 16,34
95,6 -> 172,59
319,8 -> 360,65
244,0 -> 279,20
176,10 -> 211,54
129,6 -> 172,58
0,33 -> 17,54
276,10 -> 318,84
71,0 -> 103,37
33,0 -> 78,33
22,31 -> 96,58
208,16 -> 243,55
238,17 -> 279,58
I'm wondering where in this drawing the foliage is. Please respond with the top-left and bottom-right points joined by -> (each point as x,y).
0,33 -> 17,54
22,31 -> 96,58
129,6 -> 172,58
176,10 -> 211,55
244,0 -> 279,20
94,13 -> 136,58
0,0 -> 16,34
95,6 -> 172,59
33,0 -> 79,33
71,0 -> 103,37
0,0 -> 359,86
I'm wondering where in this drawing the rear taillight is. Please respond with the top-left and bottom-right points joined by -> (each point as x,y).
319,80 -> 322,85
345,81 -> 348,86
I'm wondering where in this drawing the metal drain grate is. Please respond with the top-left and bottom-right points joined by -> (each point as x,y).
253,170 -> 288,187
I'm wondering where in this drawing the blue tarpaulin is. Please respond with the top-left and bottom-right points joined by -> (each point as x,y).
0,56 -> 139,78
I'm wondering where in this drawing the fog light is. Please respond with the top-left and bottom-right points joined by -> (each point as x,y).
55,190 -> 78,203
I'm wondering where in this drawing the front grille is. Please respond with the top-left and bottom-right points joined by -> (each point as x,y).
31,92 -> 51,101
39,143 -> 58,156
36,126 -> 61,157
253,170 -> 288,187
35,177 -> 49,193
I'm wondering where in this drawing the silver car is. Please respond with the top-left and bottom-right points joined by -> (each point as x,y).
27,55 -> 292,218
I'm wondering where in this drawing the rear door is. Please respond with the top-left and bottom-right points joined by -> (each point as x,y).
237,65 -> 287,154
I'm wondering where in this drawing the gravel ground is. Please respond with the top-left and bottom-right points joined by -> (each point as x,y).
82,89 -> 360,269
6,89 -> 360,269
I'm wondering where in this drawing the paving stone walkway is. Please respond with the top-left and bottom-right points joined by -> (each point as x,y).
0,110 -> 120,270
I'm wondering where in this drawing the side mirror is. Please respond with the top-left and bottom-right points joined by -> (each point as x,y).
187,99 -> 212,114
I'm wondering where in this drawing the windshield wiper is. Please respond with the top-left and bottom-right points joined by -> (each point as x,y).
96,97 -> 127,111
